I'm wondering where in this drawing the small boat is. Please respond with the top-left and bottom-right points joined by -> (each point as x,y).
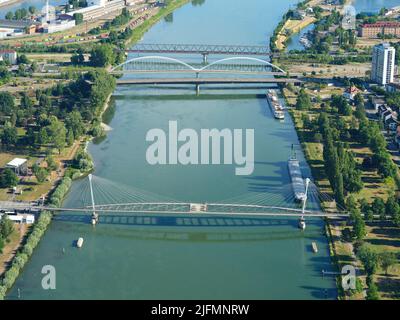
298,216 -> 306,230
77,237 -> 84,248
312,242 -> 318,253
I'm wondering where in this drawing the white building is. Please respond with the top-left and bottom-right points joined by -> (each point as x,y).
43,19 -> 76,33
0,49 -> 17,64
0,212 -> 35,224
5,158 -> 28,175
371,43 -> 396,85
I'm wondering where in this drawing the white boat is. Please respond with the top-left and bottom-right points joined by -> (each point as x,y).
312,242 -> 318,253
298,217 -> 306,230
77,237 -> 84,248
266,90 -> 285,120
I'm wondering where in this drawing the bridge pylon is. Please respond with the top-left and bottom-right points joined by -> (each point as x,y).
299,178 -> 311,230
88,174 -> 99,225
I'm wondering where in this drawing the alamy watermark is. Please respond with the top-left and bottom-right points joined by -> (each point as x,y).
145,121 -> 255,176
341,265 -> 356,291
41,265 -> 56,290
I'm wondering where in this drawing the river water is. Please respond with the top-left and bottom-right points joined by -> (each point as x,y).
5,0 -> 344,300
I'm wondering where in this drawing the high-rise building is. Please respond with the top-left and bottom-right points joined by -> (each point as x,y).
371,43 -> 396,85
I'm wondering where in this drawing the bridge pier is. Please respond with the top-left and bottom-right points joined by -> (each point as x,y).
202,53 -> 208,64
196,84 -> 200,95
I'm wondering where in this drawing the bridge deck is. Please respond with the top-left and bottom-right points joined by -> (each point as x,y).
127,44 -> 271,56
116,77 -> 302,85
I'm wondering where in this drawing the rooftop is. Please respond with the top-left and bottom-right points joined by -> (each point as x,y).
362,21 -> 400,28
0,19 -> 38,28
5,158 -> 27,168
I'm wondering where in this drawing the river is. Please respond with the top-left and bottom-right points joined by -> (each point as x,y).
4,0 -> 343,300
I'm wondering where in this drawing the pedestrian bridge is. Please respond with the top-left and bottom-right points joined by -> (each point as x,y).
0,175 -> 348,221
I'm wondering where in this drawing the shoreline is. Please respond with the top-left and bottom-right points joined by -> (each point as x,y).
0,0 -> 22,9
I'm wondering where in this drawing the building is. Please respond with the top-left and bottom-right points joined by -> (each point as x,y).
66,0 -> 126,21
5,158 -> 28,175
371,43 -> 396,85
0,212 -> 35,224
43,19 -> 76,33
386,82 -> 400,93
360,21 -> 400,38
0,19 -> 38,35
343,86 -> 361,101
0,49 -> 17,64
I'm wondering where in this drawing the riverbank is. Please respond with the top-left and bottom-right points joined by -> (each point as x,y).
0,0 -> 21,8
125,0 -> 190,47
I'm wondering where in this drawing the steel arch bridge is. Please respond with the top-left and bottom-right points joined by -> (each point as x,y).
110,56 -> 287,75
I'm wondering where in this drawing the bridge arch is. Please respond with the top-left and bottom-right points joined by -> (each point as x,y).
198,57 -> 286,74
111,56 -> 198,72
110,55 -> 286,74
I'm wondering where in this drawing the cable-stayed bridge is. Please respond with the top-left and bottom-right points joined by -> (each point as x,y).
0,175 -> 349,226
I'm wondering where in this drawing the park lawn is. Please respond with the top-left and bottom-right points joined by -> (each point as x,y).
364,222 -> 400,299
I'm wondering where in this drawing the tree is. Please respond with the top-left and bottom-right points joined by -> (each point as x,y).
366,281 -> 380,300
352,211 -> 366,240
33,166 -> 48,184
0,168 -> 18,188
372,198 -> 386,220
89,44 -> 115,67
379,251 -> 396,275
357,244 -> 379,276
0,214 -> 14,239
74,13 -> 83,25
28,6 -> 36,14
20,92 -> 33,109
5,11 -> 13,20
65,111 -> 85,139
46,155 -> 58,171
295,88 -> 312,110
17,54 -> 29,65
385,195 -> 400,218
0,92 -> 15,115
1,125 -> 18,148
46,116 -> 67,153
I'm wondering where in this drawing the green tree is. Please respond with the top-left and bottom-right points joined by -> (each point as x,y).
33,166 -> 48,184
372,198 -> 386,220
385,195 -> 400,218
295,88 -> 312,110
73,13 -> 84,25
379,251 -> 396,275
352,210 -> 366,240
366,281 -> 380,300
0,125 -> 18,148
0,214 -> 14,239
0,92 -> 15,115
357,244 -> 379,276
89,44 -> 115,67
46,155 -> 58,171
46,116 -> 67,153
0,168 -> 18,188
28,6 -> 36,14
5,11 -> 13,20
